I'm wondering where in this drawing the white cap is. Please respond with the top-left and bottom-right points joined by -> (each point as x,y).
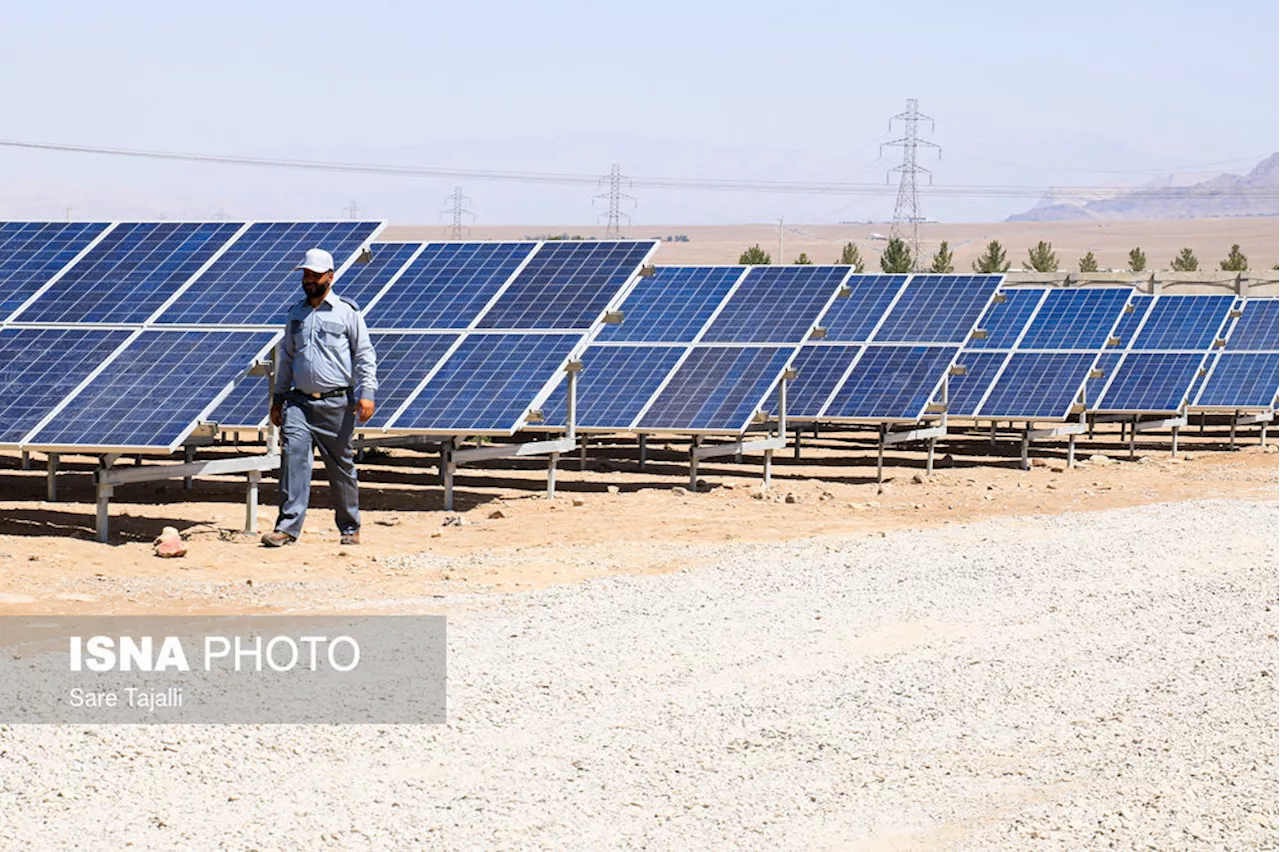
295,248 -> 334,273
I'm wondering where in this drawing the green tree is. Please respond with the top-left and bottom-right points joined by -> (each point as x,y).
793,252 -> 813,265
738,244 -> 771,265
879,237 -> 913,273
972,240 -> 1011,273
837,241 -> 865,272
1023,240 -> 1059,272
1128,247 -> 1147,272
1078,251 -> 1099,273
1219,244 -> 1248,271
1170,247 -> 1199,271
929,241 -> 955,273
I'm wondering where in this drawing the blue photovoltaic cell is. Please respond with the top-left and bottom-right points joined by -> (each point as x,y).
824,345 -> 960,420
1085,352 -> 1123,407
872,275 -> 1001,344
208,376 -> 271,428
1097,353 -> 1205,412
594,267 -> 743,343
1226,299 -> 1279,351
1111,295 -> 1152,347
156,222 -> 381,325
969,288 -> 1044,349
477,241 -> 655,330
699,266 -> 849,344
391,333 -> 581,432
330,243 -> 422,311
1017,288 -> 1131,350
360,333 -> 461,429
27,330 -> 278,449
1196,353 -> 1279,408
804,274 -> 906,343
977,352 -> 1097,419
0,221 -> 111,320
776,345 -> 861,417
541,345 -> 685,429
1131,295 -> 1233,350
947,351 -> 1009,417
366,242 -> 536,330
638,346 -> 793,431
0,328 -> 131,444
16,222 -> 244,324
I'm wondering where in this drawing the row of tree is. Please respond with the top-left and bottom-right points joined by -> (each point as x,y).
738,241 -> 1257,273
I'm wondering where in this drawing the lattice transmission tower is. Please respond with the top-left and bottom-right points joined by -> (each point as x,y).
882,98 -> 941,268
594,163 -> 635,238
441,186 -> 473,239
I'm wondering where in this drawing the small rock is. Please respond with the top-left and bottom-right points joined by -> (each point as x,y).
1045,483 -> 1057,490
819,491 -> 834,501
671,486 -> 688,496
939,453 -> 954,468
1138,456 -> 1151,465
152,526 -> 187,559
1089,454 -> 1114,465
784,493 -> 798,504
1182,453 -> 1194,461
245,579 -> 253,586
865,500 -> 881,509
1029,457 -> 1047,468
695,479 -> 708,491
375,517 -> 401,527
720,482 -> 735,490
912,473 -> 928,484
752,490 -> 766,500
430,531 -> 443,538
1049,464 -> 1066,473
488,510 -> 506,520
606,485 -> 620,495
571,498 -> 586,507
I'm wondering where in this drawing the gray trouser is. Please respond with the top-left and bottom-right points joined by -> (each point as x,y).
274,390 -> 359,538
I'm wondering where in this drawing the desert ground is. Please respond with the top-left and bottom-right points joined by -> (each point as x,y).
383,218 -> 1280,273
0,419 -> 1276,849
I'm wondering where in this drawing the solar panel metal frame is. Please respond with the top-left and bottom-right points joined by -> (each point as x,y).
1091,293 -> 1237,415
373,240 -> 662,436
1189,296 -> 1280,412
0,221 -> 117,325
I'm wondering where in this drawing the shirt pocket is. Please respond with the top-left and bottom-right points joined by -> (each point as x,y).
289,319 -> 310,352
318,318 -> 348,353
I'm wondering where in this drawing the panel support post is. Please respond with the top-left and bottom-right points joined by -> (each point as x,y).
1128,418 -> 1137,459
21,451 -> 31,471
689,436 -> 700,490
793,428 -> 802,460
245,470 -> 261,533
183,445 -> 195,490
989,421 -> 997,451
578,437 -> 588,470
763,449 -> 773,488
1229,411 -> 1238,450
876,424 -> 886,487
46,453 -> 59,502
638,435 -> 647,470
1067,433 -> 1077,468
95,482 -> 113,544
1170,426 -> 1179,457
925,437 -> 936,475
1199,411 -> 1206,435
1020,427 -> 1031,471
547,452 -> 559,500
1261,421 -> 1268,447
441,438 -> 455,512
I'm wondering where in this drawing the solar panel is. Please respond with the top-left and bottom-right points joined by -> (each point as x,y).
365,242 -> 537,330
813,275 -> 909,342
155,222 -> 383,325
1225,298 -> 1279,351
1096,352 -> 1206,412
1085,352 -> 1123,407
0,222 -> 112,321
872,275 -> 1002,343
360,333 -> 462,429
207,375 -> 271,430
1017,288 -> 1132,350
947,351 -> 1011,417
969,288 -> 1044,349
13,222 -> 245,324
541,345 -> 685,429
636,346 -> 794,432
976,352 -> 1098,420
386,333 -> 582,433
0,328 -> 132,445
699,266 -> 850,344
1110,295 -> 1152,347
331,242 -> 423,311
593,267 -> 744,344
1130,294 -> 1234,350
25,330 -> 278,451
824,345 -> 961,420
776,344 -> 862,418
476,241 -> 657,330
1194,353 -> 1280,409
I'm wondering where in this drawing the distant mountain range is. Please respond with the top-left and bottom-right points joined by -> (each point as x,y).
1008,153 -> 1278,221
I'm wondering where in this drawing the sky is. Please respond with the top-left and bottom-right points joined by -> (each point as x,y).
0,0 -> 1275,225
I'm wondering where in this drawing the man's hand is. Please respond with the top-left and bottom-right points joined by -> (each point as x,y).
357,399 -> 375,424
270,403 -> 283,428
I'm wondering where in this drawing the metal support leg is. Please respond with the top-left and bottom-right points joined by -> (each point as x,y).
95,482 -> 113,544
1068,433 -> 1077,468
1020,427 -> 1030,471
1229,413 -> 1237,450
763,449 -> 773,488
547,452 -> 559,499
876,425 -> 886,486
793,427 -> 802,460
1088,418 -> 1095,440
21,451 -> 31,471
1171,426 -> 1179,457
1199,412 -> 1206,435
579,436 -> 588,471
245,471 -> 261,533
988,421 -> 997,452
689,436 -> 700,490
46,453 -> 59,502
638,435 -> 647,470
925,437 -> 936,475
1129,418 -> 1137,458
1262,422 -> 1268,447
441,439 -> 455,511
183,445 -> 195,490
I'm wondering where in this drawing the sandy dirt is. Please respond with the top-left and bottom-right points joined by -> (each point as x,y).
0,422 -> 1275,616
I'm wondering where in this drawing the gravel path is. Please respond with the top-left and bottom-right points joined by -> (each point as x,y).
2,499 -> 1276,850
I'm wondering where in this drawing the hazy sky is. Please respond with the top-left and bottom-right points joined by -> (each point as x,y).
0,0 -> 1275,225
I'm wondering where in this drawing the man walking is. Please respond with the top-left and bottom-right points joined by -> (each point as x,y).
261,248 -> 377,547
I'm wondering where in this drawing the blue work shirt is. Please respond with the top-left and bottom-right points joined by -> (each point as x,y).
274,289 -> 378,402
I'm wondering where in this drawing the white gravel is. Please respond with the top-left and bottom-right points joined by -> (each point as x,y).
2,499 -> 1276,850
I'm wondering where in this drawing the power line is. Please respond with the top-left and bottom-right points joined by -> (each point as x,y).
440,186 -> 473,239
594,164 -> 635,238
882,98 -> 941,267
0,138 -> 1273,201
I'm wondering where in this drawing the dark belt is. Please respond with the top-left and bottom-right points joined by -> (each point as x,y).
294,387 -> 352,400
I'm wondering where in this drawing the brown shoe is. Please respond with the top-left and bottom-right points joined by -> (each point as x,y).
340,531 -> 361,546
260,530 -> 296,547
